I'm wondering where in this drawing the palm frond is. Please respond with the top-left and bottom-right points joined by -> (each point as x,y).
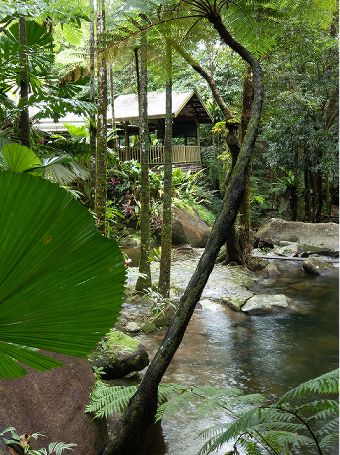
0,172 -> 126,378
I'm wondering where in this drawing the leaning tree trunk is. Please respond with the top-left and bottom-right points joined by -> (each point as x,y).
135,31 -> 152,291
158,39 -> 173,298
19,16 -> 30,147
104,12 -> 263,455
89,0 -> 97,208
94,0 -> 107,235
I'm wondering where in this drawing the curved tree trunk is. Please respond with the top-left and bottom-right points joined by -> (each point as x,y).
104,13 -> 263,455
135,31 -> 152,291
158,39 -> 173,298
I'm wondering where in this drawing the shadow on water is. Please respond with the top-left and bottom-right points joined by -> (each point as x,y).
135,259 -> 339,455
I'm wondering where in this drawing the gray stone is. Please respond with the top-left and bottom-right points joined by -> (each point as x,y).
255,218 -> 339,256
89,330 -> 149,379
222,289 -> 254,312
262,263 -> 280,278
274,242 -> 299,256
125,321 -> 142,332
241,294 -> 290,315
0,354 -> 107,455
302,257 -> 335,276
172,206 -> 210,248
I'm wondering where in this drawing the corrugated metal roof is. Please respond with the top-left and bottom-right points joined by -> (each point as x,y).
114,91 -> 195,121
33,90 -> 211,132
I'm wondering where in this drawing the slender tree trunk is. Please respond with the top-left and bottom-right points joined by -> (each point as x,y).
224,68 -> 253,265
237,68 -> 254,264
19,16 -> 30,147
135,32 -> 152,291
94,0 -> 107,235
109,65 -> 117,148
158,39 -> 173,298
89,0 -> 97,208
104,13 -> 263,454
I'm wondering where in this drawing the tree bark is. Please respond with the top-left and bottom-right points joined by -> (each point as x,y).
19,16 -> 30,147
104,12 -> 263,455
237,68 -> 254,264
109,65 -> 118,149
135,32 -> 152,291
89,0 -> 97,208
94,0 -> 108,235
158,39 -> 173,298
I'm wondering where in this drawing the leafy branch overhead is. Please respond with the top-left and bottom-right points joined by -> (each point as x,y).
0,172 -> 126,379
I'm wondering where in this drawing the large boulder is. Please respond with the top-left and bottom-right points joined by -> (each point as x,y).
303,257 -> 335,276
172,206 -> 210,248
241,294 -> 290,315
89,330 -> 149,379
0,354 -> 107,455
222,289 -> 254,312
255,218 -> 339,256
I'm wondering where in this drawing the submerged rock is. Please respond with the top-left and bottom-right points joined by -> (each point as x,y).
241,294 -> 290,315
262,263 -> 280,278
303,257 -> 335,276
89,330 -> 149,379
255,218 -> 339,256
172,206 -> 210,248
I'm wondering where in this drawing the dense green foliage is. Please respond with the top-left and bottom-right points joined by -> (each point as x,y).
87,369 -> 339,454
0,427 -> 76,454
106,159 -> 217,238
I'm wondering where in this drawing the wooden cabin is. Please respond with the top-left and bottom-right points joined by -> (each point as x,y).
33,90 -> 212,166
113,91 -> 212,165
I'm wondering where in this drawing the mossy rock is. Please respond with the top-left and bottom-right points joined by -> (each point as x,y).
89,330 -> 149,379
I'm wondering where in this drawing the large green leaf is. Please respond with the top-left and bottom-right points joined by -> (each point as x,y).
0,172 -> 126,379
0,143 -> 41,172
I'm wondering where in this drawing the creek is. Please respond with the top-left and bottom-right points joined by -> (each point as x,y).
124,253 -> 339,454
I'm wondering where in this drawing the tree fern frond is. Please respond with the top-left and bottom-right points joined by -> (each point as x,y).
319,432 -> 340,451
316,417 -> 339,437
237,437 -> 263,455
260,430 -> 315,451
296,399 -> 339,420
278,369 -> 339,404
86,382 -> 137,418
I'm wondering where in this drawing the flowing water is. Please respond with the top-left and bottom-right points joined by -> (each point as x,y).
124,255 -> 339,454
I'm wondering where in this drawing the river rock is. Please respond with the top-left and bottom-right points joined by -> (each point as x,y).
0,354 -> 107,455
255,218 -> 339,256
274,241 -> 299,256
262,263 -> 280,278
302,257 -> 335,276
125,321 -> 142,332
222,289 -> 254,311
89,330 -> 149,379
241,294 -> 290,315
172,206 -> 210,248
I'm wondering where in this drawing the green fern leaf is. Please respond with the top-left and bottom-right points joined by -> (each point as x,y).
278,369 -> 339,404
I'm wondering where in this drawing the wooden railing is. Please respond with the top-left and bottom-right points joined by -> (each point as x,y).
118,145 -> 201,164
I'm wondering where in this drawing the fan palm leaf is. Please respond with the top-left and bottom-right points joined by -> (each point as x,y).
0,172 -> 126,379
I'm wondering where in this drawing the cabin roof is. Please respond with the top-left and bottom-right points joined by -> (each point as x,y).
32,90 -> 212,133
114,91 -> 212,123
